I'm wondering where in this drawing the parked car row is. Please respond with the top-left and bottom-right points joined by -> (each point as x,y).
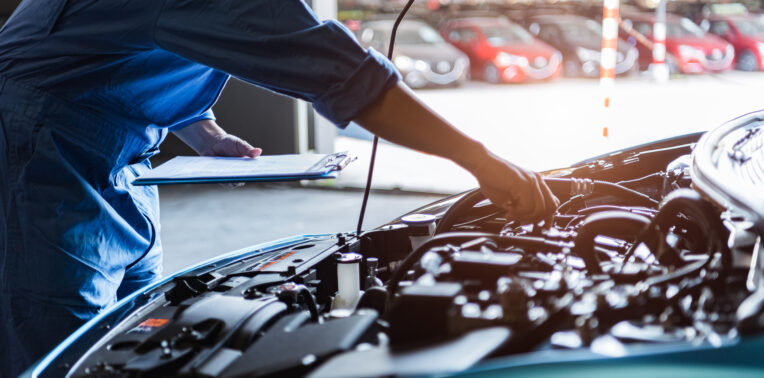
350,9 -> 764,86
527,14 -> 639,77
705,13 -> 764,71
355,19 -> 470,89
623,11 -> 735,74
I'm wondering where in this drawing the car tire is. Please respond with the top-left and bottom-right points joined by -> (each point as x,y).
666,55 -> 680,76
484,63 -> 501,84
625,64 -> 640,77
736,50 -> 758,72
563,60 -> 582,77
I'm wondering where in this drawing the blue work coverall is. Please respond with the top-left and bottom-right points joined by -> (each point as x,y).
0,0 -> 399,374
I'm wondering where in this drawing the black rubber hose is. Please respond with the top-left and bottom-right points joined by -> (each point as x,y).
557,194 -> 586,214
434,189 -> 489,235
436,178 -> 658,235
545,178 -> 659,208
616,172 -> 666,189
573,210 -> 652,274
642,189 -> 730,271
298,287 -> 320,322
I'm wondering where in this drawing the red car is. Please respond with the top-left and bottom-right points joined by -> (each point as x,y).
623,12 -> 734,74
706,14 -> 764,71
440,17 -> 562,83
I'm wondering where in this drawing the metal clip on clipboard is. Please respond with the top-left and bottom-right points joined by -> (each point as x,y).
308,152 -> 357,174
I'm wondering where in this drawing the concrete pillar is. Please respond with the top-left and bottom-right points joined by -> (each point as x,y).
310,0 -> 339,154
600,0 -> 619,139
652,0 -> 670,83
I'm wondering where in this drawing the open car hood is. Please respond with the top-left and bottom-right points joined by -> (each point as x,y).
27,112 -> 764,377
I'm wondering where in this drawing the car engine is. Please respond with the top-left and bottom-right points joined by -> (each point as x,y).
50,115 -> 764,378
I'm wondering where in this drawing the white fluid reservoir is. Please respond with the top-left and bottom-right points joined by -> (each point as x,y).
401,214 -> 437,251
333,252 -> 362,310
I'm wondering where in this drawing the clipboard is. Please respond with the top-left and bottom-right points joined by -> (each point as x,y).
132,151 -> 355,186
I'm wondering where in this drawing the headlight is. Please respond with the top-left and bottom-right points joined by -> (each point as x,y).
726,44 -> 735,57
575,47 -> 601,62
414,59 -> 430,72
394,55 -> 414,71
677,45 -> 702,60
455,56 -> 469,69
495,52 -> 528,67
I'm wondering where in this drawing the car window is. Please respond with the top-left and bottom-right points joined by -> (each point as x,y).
709,21 -> 731,36
448,28 -> 476,43
480,23 -> 534,46
397,23 -> 445,45
733,19 -> 764,36
558,19 -> 602,43
538,24 -> 561,44
634,22 -> 653,36
667,18 -> 706,38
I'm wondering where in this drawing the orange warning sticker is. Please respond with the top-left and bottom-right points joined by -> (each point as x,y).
129,318 -> 169,334
256,251 -> 296,271
139,318 -> 169,328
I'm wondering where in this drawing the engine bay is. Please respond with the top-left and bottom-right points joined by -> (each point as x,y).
55,118 -> 764,377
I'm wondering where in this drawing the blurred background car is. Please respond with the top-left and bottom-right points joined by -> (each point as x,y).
623,12 -> 734,74
355,19 -> 470,88
526,14 -> 639,77
440,17 -> 562,83
705,14 -> 764,71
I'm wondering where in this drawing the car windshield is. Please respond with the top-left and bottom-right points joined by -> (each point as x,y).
557,19 -> 602,42
667,18 -> 706,38
481,23 -> 534,46
733,19 -> 764,36
396,23 -> 445,45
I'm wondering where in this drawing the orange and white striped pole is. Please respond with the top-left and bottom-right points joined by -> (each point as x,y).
600,0 -> 619,138
652,0 -> 669,82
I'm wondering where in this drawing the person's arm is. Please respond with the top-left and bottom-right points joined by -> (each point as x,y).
173,119 -> 261,158
354,83 -> 558,222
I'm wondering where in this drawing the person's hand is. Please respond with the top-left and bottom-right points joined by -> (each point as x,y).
469,151 -> 559,224
198,134 -> 261,189
199,134 -> 261,158
172,120 -> 261,188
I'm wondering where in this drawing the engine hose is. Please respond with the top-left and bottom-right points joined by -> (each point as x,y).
576,205 -> 658,216
436,178 -> 658,235
298,287 -> 320,322
573,210 -> 652,274
616,172 -> 666,189
639,189 -> 731,272
557,194 -> 586,214
545,178 -> 659,208
435,189 -> 489,235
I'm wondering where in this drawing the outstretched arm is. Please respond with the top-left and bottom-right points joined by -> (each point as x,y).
354,82 -> 558,222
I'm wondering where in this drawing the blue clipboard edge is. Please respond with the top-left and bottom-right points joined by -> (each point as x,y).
132,152 -> 353,186
133,171 -> 339,186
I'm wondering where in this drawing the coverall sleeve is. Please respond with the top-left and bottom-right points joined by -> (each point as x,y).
153,0 -> 401,128
168,109 -> 216,132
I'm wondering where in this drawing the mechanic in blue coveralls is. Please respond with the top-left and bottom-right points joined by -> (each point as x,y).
0,0 -> 559,374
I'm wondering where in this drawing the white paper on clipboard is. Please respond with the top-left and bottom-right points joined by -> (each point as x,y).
133,152 -> 354,186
